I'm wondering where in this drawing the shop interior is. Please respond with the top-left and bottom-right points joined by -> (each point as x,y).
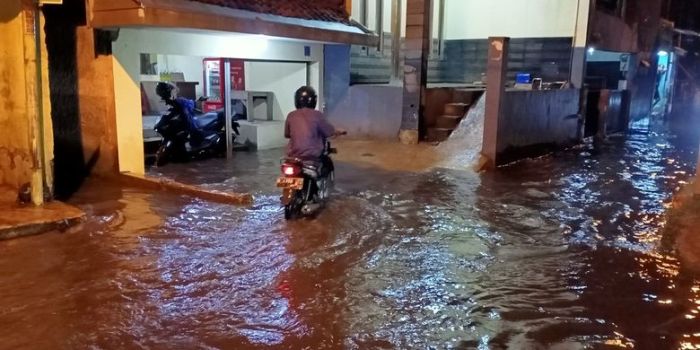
107,27 -> 323,176
140,54 -> 309,163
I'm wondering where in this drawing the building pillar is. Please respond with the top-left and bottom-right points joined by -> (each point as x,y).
0,0 -> 53,205
24,2 -> 51,204
76,27 -> 120,175
344,0 -> 352,17
570,0 -> 593,88
481,37 -> 510,169
399,0 -> 431,145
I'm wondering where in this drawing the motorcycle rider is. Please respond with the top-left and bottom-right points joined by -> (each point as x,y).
284,86 -> 344,163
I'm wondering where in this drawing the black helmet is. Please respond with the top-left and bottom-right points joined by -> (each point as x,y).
156,82 -> 176,101
294,86 -> 317,109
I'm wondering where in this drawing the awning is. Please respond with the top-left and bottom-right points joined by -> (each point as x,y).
675,28 -> 700,38
89,0 -> 378,46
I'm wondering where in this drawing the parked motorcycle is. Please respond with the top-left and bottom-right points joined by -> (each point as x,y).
277,138 -> 344,220
153,83 -> 240,166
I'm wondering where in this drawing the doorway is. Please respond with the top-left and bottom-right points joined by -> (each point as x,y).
653,51 -> 676,114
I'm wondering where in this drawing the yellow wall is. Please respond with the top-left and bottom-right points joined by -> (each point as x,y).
112,56 -> 145,175
443,0 -> 579,40
40,12 -> 53,200
76,26 -> 119,174
0,0 -> 51,204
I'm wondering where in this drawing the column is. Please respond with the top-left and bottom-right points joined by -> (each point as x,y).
399,0 -> 431,145
571,0 -> 593,88
481,37 -> 510,169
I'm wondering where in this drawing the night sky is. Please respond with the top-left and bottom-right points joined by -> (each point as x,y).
669,0 -> 700,31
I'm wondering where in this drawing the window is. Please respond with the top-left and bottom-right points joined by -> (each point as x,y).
140,53 -> 158,75
352,0 -> 385,53
350,0 -> 404,84
430,0 -> 445,58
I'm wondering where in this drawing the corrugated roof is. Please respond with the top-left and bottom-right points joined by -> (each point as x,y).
190,0 -> 349,24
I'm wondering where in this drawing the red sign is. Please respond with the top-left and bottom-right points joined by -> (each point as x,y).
231,59 -> 245,91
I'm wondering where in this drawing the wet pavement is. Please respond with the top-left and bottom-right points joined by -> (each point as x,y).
2,120 -> 700,349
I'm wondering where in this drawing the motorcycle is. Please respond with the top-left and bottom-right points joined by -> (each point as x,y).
154,95 -> 240,167
277,138 -> 343,220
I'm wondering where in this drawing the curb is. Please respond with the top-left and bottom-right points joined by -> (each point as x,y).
0,203 -> 86,241
106,173 -> 254,206
0,216 -> 84,241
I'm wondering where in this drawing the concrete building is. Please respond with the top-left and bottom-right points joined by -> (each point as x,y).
585,0 -> 673,127
324,0 -> 673,166
325,0 -> 592,164
0,0 -> 53,205
36,0 -> 378,198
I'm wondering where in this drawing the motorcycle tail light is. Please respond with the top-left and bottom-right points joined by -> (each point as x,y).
282,164 -> 300,176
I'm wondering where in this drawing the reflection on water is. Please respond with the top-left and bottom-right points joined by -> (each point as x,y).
0,122 -> 699,349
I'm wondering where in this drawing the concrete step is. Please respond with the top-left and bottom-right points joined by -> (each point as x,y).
444,102 -> 470,116
0,201 -> 85,240
436,115 -> 463,129
425,127 -> 454,142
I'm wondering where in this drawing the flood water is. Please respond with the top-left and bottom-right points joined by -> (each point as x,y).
1,119 -> 700,349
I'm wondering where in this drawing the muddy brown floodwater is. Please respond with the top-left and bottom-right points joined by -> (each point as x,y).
1,120 -> 700,349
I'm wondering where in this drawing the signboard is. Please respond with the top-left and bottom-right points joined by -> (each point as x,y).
39,0 -> 63,4
231,59 -> 245,91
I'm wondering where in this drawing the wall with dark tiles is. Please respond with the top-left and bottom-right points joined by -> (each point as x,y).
496,89 -> 582,165
350,36 -> 574,86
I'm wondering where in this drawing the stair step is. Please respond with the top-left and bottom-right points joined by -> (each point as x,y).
444,102 -> 471,116
425,127 -> 454,142
436,115 -> 463,129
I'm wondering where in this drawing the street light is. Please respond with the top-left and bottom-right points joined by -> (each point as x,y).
658,50 -> 669,57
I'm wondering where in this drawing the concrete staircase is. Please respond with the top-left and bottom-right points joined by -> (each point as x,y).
426,102 -> 471,142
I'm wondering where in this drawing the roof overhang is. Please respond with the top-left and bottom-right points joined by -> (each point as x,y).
675,28 -> 700,38
88,0 -> 378,47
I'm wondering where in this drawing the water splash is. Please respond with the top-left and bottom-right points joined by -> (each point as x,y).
439,93 -> 486,170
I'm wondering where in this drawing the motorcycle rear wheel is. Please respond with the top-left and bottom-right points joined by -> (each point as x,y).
284,203 -> 303,220
154,144 -> 170,167
284,205 -> 294,220
284,191 -> 304,220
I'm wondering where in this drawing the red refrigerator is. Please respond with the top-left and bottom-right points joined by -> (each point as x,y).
202,58 -> 245,112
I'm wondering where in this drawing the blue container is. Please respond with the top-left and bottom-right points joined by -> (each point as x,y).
516,73 -> 531,84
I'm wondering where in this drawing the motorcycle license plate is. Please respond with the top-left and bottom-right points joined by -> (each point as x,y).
276,177 -> 304,190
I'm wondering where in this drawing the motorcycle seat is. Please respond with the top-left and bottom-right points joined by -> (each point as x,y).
303,160 -> 330,179
303,160 -> 321,168
283,157 -> 319,166
194,112 -> 220,131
